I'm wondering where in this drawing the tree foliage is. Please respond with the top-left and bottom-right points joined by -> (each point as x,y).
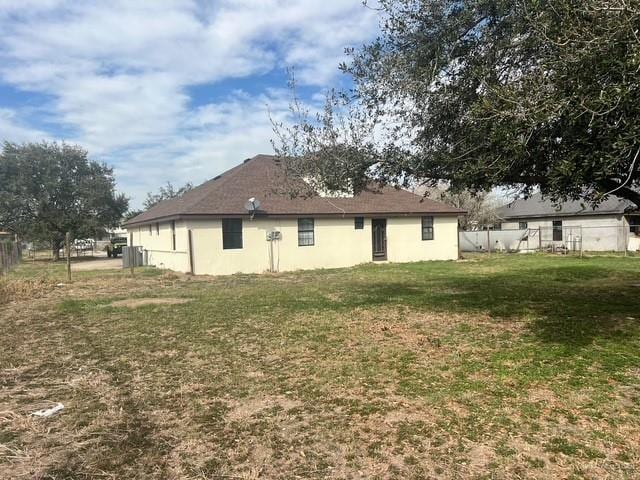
271,81 -> 380,198
143,181 -> 193,210
274,0 -> 640,207
418,187 -> 501,230
0,142 -> 128,256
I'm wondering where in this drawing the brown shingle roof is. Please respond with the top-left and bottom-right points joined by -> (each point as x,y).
125,155 -> 464,225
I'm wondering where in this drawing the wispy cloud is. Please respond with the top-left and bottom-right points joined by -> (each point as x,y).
0,108 -> 49,143
0,1 -> 379,206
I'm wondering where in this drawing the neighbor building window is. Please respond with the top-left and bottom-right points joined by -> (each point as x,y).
519,221 -> 528,230
354,217 -> 364,229
156,222 -> 160,235
421,216 -> 434,240
298,218 -> 314,246
171,220 -> 176,250
222,218 -> 243,249
148,224 -> 152,235
552,220 -> 563,241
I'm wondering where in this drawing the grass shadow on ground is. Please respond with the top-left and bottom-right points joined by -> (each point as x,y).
299,258 -> 640,349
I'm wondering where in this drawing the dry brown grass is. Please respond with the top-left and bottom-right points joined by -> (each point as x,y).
0,277 -> 54,305
2,256 -> 640,479
109,297 -> 193,308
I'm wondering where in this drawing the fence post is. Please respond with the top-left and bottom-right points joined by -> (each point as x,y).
580,226 -> 583,258
65,232 -> 72,282
624,226 -> 628,257
1,242 -> 5,276
487,228 -> 491,254
538,227 -> 542,252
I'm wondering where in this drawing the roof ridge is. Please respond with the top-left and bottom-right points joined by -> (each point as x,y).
124,154 -> 465,226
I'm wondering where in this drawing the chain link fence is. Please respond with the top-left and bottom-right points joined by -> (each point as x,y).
0,240 -> 21,275
460,225 -> 640,254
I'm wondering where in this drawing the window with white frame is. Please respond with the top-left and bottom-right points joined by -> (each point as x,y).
421,216 -> 434,240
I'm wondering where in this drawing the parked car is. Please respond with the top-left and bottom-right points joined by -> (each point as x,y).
106,237 -> 127,258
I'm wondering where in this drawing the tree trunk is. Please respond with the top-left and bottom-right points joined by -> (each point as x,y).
52,240 -> 61,261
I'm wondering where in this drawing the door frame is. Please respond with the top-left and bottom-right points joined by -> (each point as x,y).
371,218 -> 387,261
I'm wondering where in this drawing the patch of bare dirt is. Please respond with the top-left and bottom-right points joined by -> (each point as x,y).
527,386 -> 559,404
109,297 -> 193,308
468,445 -> 495,469
226,395 -> 302,422
71,258 -> 122,271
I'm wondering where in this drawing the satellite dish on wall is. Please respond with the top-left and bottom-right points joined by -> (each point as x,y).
245,197 -> 261,218
244,197 -> 261,212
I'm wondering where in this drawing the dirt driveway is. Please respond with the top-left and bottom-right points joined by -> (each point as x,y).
71,257 -> 122,271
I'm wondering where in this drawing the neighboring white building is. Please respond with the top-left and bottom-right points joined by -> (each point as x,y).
124,155 -> 464,275
105,227 -> 127,238
496,193 -> 639,252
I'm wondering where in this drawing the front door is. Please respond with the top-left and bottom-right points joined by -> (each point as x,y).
372,219 -> 387,261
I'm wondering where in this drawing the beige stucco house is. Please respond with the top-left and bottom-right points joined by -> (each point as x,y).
124,155 -> 464,275
497,192 -> 639,251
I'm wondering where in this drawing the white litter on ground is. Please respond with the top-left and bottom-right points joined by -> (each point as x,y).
31,403 -> 64,417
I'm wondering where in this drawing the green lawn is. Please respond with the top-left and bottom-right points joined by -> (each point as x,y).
1,255 -> 640,479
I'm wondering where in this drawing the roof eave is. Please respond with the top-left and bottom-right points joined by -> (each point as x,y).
498,210 -> 625,220
124,210 -> 465,227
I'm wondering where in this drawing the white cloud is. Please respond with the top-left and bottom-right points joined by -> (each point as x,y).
109,88 -> 306,206
0,0 -> 379,206
0,108 -> 49,143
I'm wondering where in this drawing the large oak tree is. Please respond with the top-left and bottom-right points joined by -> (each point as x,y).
0,142 -> 128,258
274,0 -> 640,207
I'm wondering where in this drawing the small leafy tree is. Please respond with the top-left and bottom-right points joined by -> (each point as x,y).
417,187 -> 501,230
0,141 -> 129,259
143,181 -> 193,210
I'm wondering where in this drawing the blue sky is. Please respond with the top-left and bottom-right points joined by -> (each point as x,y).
0,1 -> 379,207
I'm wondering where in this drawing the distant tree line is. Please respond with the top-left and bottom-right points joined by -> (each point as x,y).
124,181 -> 193,221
